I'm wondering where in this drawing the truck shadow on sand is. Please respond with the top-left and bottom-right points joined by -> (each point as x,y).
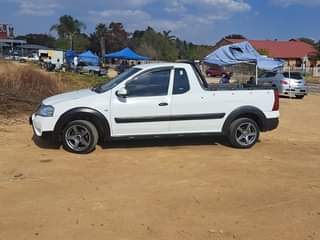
32,135 -> 230,151
101,136 -> 228,149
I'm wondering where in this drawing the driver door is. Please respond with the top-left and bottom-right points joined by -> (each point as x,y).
110,68 -> 173,136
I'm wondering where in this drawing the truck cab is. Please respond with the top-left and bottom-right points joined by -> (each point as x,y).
30,62 -> 279,154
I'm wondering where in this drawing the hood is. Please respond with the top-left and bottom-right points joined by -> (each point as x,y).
43,88 -> 97,105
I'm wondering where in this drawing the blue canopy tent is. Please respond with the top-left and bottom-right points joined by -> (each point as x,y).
65,49 -> 77,65
105,48 -> 150,61
204,41 -> 284,84
79,50 -> 99,65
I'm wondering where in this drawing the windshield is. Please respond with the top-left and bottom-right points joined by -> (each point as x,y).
93,67 -> 141,93
283,72 -> 303,80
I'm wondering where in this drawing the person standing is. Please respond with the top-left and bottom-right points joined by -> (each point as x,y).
73,56 -> 79,71
56,59 -> 61,71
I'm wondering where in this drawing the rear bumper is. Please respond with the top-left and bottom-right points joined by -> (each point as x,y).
280,86 -> 308,96
261,118 -> 279,132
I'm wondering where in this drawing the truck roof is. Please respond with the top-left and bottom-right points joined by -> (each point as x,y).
136,62 -> 191,70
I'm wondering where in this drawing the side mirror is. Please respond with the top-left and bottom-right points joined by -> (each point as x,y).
116,87 -> 128,98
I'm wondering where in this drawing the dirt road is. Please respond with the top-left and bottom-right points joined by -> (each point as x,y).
0,96 -> 320,240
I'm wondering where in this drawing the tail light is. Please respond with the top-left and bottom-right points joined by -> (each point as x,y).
272,89 -> 280,111
280,80 -> 289,85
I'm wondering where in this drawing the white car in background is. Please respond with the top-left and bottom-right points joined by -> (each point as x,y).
258,71 -> 308,99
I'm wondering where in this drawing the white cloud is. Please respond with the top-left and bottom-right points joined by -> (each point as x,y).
164,0 -> 187,13
89,9 -> 186,31
11,0 -> 60,16
194,0 -> 251,12
7,0 -> 252,42
90,9 -> 150,19
89,9 -> 151,29
271,0 -> 320,7
89,0 -> 251,42
10,0 -> 155,16
165,0 -> 251,12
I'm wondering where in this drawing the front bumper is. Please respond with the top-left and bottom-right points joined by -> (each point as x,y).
29,114 -> 58,141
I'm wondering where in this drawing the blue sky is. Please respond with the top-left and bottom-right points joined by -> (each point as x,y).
1,0 -> 319,44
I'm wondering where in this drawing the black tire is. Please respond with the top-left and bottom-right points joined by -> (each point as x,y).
62,120 -> 99,154
228,118 -> 260,149
295,95 -> 305,99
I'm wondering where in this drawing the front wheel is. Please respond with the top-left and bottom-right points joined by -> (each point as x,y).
62,120 -> 99,154
228,118 -> 260,149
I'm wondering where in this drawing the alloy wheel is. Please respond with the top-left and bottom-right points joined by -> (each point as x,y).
65,125 -> 91,152
235,122 -> 258,147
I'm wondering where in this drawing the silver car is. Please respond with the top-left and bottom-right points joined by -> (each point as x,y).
77,62 -> 107,76
258,71 -> 307,99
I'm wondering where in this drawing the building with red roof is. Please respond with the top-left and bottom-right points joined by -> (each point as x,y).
213,36 -> 320,68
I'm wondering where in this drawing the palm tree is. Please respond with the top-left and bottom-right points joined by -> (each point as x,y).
162,30 -> 176,41
95,23 -> 108,60
50,15 -> 86,50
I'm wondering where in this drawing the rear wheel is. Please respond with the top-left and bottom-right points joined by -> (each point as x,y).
228,118 -> 260,149
295,95 -> 305,99
62,120 -> 98,154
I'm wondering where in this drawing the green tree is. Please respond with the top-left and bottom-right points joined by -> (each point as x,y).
162,30 -> 176,41
105,22 -> 128,52
225,34 -> 246,39
54,33 -> 90,52
73,33 -> 91,52
315,41 -> 320,60
298,37 -> 316,46
89,32 -> 100,55
175,37 -> 212,60
50,15 -> 86,50
15,34 -> 56,48
130,27 -> 178,61
95,23 -> 108,59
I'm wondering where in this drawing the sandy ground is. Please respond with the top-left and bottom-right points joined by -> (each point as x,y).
0,95 -> 320,240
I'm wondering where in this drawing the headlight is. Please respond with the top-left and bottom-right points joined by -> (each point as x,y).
36,105 -> 55,117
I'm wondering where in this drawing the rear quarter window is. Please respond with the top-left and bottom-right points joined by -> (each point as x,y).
173,68 -> 190,95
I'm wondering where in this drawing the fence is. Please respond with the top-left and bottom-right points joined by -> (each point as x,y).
282,66 -> 320,77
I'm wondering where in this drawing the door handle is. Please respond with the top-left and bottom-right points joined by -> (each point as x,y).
159,102 -> 169,107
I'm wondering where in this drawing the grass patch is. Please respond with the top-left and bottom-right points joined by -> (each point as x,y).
57,71 -> 109,90
0,61 -> 110,119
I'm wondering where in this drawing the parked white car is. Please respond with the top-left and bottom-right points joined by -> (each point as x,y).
30,62 -> 279,154
258,71 -> 308,99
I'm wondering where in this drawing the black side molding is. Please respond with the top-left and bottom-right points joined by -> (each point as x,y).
115,113 -> 225,124
111,131 -> 224,141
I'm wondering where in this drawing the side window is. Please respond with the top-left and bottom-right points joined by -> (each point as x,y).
126,69 -> 171,97
173,68 -> 190,95
266,72 -> 277,78
259,72 -> 267,78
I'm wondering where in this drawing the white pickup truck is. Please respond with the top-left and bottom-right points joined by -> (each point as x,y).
30,62 -> 279,154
